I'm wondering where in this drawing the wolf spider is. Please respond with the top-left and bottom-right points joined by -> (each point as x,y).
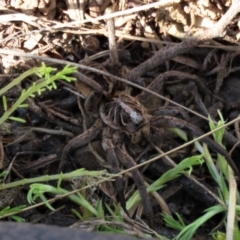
59,65 -> 239,228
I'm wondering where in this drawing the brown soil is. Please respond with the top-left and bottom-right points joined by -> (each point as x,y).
0,1 -> 240,239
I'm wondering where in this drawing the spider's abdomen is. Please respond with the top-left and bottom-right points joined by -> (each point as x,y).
100,94 -> 148,135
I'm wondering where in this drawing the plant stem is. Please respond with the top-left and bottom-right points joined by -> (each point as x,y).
0,169 -> 109,190
0,67 -> 39,96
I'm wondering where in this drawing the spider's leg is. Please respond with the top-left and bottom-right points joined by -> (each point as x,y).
113,132 -> 153,229
151,115 -> 240,179
59,119 -> 103,172
149,107 -> 190,121
102,128 -> 127,214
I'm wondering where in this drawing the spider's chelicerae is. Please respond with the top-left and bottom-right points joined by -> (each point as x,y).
59,63 -> 239,228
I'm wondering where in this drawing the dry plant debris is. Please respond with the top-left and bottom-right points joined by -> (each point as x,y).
1,0 -> 240,239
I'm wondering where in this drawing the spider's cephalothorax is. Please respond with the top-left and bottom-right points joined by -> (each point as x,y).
100,94 -> 150,144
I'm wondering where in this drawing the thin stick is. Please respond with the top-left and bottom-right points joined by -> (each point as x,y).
106,6 -> 119,66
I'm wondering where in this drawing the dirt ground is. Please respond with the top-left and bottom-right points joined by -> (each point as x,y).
0,0 -> 240,239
